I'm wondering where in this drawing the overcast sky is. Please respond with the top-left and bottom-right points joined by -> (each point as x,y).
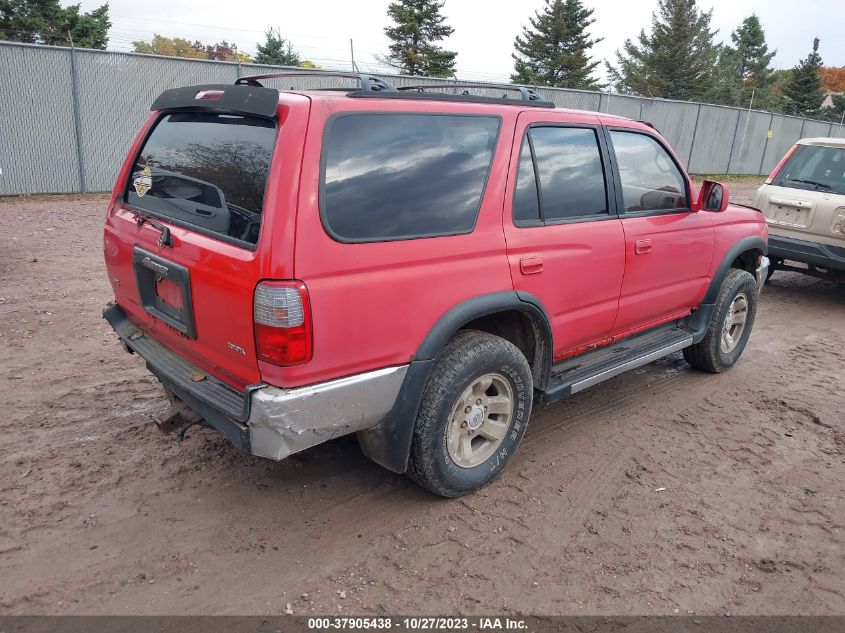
79,0 -> 844,82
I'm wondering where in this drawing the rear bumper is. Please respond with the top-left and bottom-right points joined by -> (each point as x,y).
103,303 -> 407,460
768,235 -> 845,272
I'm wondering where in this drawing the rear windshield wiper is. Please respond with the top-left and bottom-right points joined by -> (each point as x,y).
132,209 -> 174,247
785,178 -> 833,190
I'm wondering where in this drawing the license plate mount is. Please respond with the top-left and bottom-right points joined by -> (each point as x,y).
133,246 -> 197,338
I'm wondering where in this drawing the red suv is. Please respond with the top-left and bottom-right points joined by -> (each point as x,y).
103,72 -> 769,497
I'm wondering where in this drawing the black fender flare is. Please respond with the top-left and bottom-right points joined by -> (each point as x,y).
702,235 -> 767,304
357,290 -> 553,474
684,235 -> 767,342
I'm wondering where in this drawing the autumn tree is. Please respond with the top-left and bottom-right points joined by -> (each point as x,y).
132,35 -> 246,62
132,35 -> 204,58
819,66 -> 845,93
511,0 -> 602,89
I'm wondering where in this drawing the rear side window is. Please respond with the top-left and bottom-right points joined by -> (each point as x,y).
512,126 -> 608,224
321,114 -> 500,242
773,144 -> 845,195
609,131 -> 688,212
126,112 -> 277,247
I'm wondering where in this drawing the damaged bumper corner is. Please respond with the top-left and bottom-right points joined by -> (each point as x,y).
104,301 -> 408,461
248,365 -> 409,461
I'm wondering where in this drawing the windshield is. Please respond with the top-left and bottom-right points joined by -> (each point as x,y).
773,144 -> 845,195
125,112 -> 277,247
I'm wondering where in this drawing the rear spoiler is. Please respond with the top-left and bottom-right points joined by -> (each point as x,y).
150,84 -> 279,118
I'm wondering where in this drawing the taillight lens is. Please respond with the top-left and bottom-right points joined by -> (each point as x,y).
254,281 -> 312,366
767,144 -> 798,183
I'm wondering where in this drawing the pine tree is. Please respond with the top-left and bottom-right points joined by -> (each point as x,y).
254,28 -> 301,66
1,0 -> 110,49
380,0 -> 457,77
608,0 -> 719,101
511,0 -> 602,89
782,38 -> 824,116
720,14 -> 776,106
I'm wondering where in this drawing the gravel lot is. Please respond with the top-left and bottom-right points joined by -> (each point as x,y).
1,185 -> 843,615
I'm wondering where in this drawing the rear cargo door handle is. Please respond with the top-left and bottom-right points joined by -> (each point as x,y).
635,239 -> 653,255
520,256 -> 544,275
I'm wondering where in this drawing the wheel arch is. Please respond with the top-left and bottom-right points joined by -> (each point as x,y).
357,291 -> 553,474
703,236 -> 766,304
685,235 -> 766,344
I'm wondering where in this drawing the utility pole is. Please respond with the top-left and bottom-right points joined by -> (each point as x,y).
67,31 -> 87,193
350,38 -> 358,73
734,89 -> 754,175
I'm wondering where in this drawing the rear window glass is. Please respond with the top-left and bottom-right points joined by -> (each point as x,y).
126,112 -> 277,247
321,114 -> 500,242
773,144 -> 845,195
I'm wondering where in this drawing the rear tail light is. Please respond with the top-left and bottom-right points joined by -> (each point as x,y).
254,281 -> 312,366
766,144 -> 798,183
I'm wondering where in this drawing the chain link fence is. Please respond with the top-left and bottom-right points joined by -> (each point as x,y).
2,41 -> 844,196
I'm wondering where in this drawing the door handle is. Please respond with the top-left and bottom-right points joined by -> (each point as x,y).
635,239 -> 653,255
520,256 -> 544,275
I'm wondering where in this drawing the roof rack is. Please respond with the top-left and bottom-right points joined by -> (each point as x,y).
235,70 -> 397,93
394,82 -> 554,108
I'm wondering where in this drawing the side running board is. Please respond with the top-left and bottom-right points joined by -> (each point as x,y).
539,325 -> 694,406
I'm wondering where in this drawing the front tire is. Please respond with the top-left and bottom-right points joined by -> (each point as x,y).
684,268 -> 758,373
407,330 -> 533,497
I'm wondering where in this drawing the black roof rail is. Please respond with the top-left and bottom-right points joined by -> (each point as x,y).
235,70 -> 397,93
637,120 -> 659,131
394,82 -> 554,108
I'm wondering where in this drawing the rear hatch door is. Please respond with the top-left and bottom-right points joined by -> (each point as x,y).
104,97 -> 304,390
762,142 -> 845,244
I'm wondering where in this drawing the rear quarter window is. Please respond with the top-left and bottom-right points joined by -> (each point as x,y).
321,113 -> 501,242
125,112 -> 277,247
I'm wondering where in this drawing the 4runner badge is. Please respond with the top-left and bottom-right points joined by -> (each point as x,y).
133,166 -> 152,197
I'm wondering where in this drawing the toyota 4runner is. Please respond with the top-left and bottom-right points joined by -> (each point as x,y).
103,72 -> 769,497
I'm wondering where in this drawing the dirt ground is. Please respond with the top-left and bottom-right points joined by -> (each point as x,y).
0,184 -> 843,616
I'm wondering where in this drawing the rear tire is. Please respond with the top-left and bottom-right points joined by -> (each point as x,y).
684,268 -> 758,373
407,330 -> 533,497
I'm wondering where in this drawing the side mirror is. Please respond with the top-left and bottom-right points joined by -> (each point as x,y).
699,180 -> 729,212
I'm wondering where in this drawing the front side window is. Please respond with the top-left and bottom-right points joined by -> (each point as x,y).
321,114 -> 500,242
610,131 -> 688,212
126,112 -> 277,247
773,144 -> 845,195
